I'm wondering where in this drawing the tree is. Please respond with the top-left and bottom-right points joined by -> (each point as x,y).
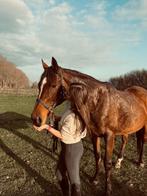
0,55 -> 30,89
110,70 -> 147,90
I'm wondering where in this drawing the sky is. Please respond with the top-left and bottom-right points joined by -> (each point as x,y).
0,0 -> 147,82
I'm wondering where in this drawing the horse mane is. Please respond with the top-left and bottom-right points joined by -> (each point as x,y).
64,68 -> 111,89
65,68 -> 99,81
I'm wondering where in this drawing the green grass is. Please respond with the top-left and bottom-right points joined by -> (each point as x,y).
0,95 -> 36,116
0,95 -> 147,196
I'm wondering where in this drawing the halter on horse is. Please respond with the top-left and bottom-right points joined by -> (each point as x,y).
31,57 -> 147,196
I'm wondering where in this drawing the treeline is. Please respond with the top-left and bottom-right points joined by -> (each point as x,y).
0,54 -> 146,91
110,70 -> 147,90
0,55 -> 29,89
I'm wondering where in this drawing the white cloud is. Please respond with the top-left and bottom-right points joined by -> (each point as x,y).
113,0 -> 147,30
0,0 -> 146,82
0,0 -> 34,33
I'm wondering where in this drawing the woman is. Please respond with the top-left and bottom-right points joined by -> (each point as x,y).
33,83 -> 87,196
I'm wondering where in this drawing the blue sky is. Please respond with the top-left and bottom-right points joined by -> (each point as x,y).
0,0 -> 147,82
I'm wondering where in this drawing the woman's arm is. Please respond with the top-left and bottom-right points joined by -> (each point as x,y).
48,125 -> 63,139
33,124 -> 63,140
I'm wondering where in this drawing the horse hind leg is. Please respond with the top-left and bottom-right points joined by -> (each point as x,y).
136,127 -> 145,168
115,134 -> 128,169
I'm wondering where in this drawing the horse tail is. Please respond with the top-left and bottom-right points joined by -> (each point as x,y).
144,124 -> 147,143
136,128 -> 144,156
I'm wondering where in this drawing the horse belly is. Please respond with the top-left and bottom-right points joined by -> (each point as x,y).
117,109 -> 146,135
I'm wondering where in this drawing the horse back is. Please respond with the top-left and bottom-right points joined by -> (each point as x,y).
126,86 -> 147,113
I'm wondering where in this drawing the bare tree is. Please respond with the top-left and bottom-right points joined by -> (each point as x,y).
0,55 -> 30,89
110,70 -> 147,90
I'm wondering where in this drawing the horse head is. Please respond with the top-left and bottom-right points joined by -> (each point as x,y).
31,57 -> 66,127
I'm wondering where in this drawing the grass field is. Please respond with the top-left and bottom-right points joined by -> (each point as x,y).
0,95 -> 147,196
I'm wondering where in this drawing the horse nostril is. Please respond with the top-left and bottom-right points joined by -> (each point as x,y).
31,114 -> 42,127
36,116 -> 42,127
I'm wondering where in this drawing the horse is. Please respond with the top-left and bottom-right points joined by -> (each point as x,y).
68,80 -> 146,182
31,57 -> 147,196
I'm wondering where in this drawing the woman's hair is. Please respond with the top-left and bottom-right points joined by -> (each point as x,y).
69,82 -> 90,132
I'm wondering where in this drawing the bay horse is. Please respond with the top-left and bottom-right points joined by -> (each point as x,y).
31,57 -> 147,196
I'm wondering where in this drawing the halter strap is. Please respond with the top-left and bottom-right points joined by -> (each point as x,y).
36,98 -> 54,111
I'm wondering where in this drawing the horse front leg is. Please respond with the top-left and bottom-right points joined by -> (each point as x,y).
91,135 -> 101,184
104,131 -> 115,196
115,134 -> 128,169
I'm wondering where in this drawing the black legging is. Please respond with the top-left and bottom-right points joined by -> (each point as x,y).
56,140 -> 83,185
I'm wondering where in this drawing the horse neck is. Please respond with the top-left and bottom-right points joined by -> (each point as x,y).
61,68 -> 111,113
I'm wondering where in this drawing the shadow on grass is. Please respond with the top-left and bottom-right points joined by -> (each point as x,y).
82,138 -> 146,196
0,139 -> 60,196
0,112 -> 58,160
81,170 -> 146,196
0,112 -> 61,195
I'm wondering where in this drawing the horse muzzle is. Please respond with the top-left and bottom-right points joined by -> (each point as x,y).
31,114 -> 42,127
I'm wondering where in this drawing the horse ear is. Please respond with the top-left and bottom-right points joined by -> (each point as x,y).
41,59 -> 48,69
51,57 -> 59,72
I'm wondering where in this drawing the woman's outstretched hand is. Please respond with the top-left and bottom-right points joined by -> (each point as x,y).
33,124 -> 49,132
33,124 -> 62,139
